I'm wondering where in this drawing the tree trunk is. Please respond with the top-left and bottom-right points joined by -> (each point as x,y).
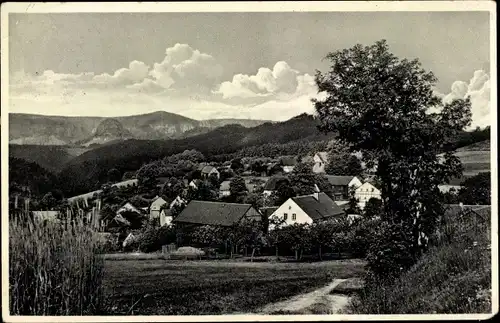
295,249 -> 298,261
251,248 -> 256,262
299,249 -> 303,260
275,246 -> 279,259
319,245 -> 323,261
245,246 -> 248,257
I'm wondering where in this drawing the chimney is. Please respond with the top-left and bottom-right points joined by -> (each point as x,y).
313,192 -> 319,201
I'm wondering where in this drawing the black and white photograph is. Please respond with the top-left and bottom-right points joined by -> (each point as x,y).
1,1 -> 497,321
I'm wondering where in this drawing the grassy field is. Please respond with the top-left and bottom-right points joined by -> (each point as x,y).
101,259 -> 365,315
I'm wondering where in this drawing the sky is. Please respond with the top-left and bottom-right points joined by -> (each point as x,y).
8,11 -> 492,127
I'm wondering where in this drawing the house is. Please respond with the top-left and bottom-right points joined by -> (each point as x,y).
219,180 -> 231,197
198,164 -> 220,179
172,200 -> 261,227
354,182 -> 382,209
189,179 -> 202,189
280,157 -> 297,173
159,208 -> 174,227
31,211 -> 59,223
263,176 -> 290,197
270,192 -> 345,227
149,196 -> 167,219
313,152 -> 329,173
325,175 -> 363,200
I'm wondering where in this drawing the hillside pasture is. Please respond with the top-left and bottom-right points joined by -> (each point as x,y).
101,259 -> 365,315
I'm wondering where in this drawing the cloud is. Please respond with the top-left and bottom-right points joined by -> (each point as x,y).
146,43 -> 224,93
215,61 -> 304,100
440,70 -> 491,129
92,60 -> 149,87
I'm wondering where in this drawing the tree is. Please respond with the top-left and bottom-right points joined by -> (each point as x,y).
289,161 -> 318,195
314,40 -> 471,278
230,158 -> 244,173
269,181 -> 295,206
122,171 -> 136,181
325,143 -> 351,175
364,197 -> 383,219
229,176 -> 247,201
346,155 -> 363,177
107,168 -> 122,183
310,221 -> 336,260
136,163 -> 160,192
458,172 -> 491,205
280,223 -> 312,260
345,187 -> 362,215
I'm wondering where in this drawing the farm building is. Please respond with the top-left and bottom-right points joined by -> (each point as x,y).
198,164 -> 220,179
270,192 -> 345,227
354,182 -> 382,209
172,200 -> 262,227
149,196 -> 167,219
313,152 -> 329,173
325,175 -> 363,200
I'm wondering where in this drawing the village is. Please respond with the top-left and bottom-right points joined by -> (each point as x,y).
27,150 -> 384,253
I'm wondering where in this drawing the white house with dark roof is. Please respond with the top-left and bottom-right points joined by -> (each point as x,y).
149,196 -> 167,219
270,192 -> 345,227
354,182 -> 381,209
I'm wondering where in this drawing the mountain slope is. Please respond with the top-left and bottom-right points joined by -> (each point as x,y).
57,114 -> 327,195
8,111 -> 270,144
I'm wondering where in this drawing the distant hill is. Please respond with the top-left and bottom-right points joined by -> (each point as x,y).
8,111 -> 270,145
57,113 -> 327,195
9,145 -> 73,173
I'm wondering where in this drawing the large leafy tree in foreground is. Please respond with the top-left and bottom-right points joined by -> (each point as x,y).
314,40 -> 472,277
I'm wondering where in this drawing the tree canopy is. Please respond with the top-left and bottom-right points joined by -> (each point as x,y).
314,40 -> 472,278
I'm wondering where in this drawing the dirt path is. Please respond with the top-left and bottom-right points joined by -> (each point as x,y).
253,279 -> 352,314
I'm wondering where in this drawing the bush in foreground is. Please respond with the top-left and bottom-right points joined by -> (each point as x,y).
345,209 -> 491,314
9,216 -> 105,315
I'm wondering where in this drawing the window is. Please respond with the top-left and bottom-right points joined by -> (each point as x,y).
292,214 -> 296,221
283,213 -> 288,220
289,206 -> 292,210
371,188 -> 374,192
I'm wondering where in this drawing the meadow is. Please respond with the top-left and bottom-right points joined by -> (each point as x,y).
101,259 -> 366,315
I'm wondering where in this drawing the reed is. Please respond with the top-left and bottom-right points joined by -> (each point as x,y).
9,204 -> 105,315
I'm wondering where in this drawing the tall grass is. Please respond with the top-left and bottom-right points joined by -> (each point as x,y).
9,212 -> 105,315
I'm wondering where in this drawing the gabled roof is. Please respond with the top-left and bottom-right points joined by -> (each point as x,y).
200,165 -> 217,174
173,200 -> 256,226
325,175 -> 356,186
117,202 -> 142,215
291,193 -> 344,220
263,176 -> 290,191
315,152 -> 328,163
260,206 -> 279,217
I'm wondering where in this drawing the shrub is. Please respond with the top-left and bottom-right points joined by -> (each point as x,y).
346,209 -> 491,314
9,216 -> 104,315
